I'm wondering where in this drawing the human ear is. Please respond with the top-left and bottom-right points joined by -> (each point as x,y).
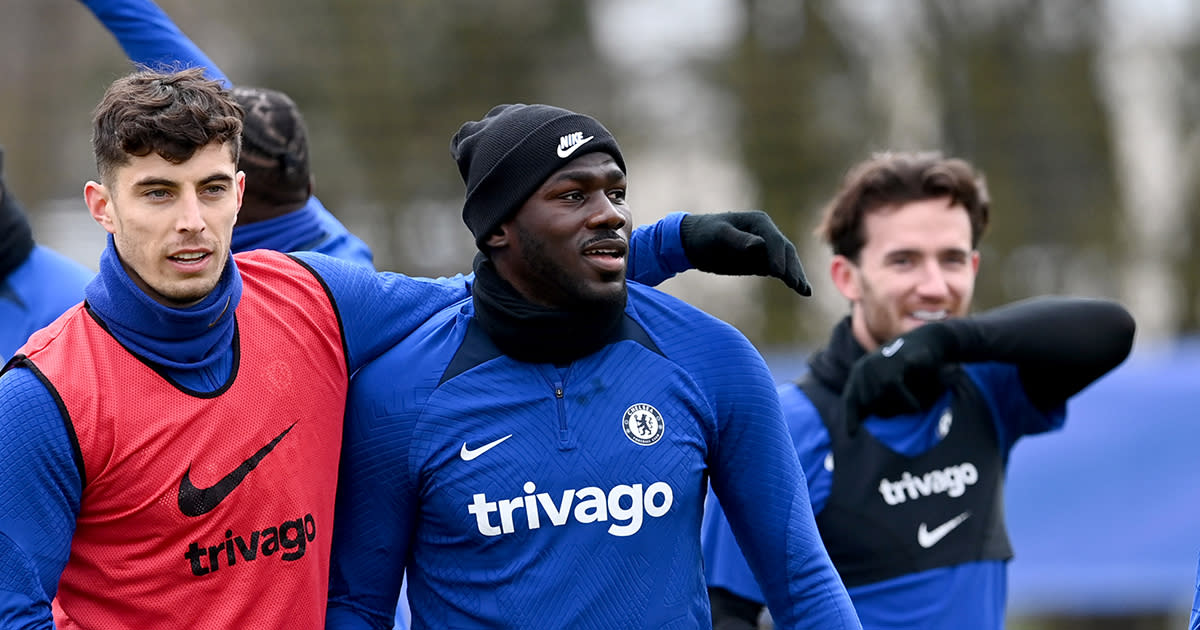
484,223 -> 511,249
84,181 -> 117,234
830,254 -> 861,302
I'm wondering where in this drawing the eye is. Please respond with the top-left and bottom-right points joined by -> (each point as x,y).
560,190 -> 586,202
202,184 -> 229,196
941,252 -> 969,267
144,189 -> 170,200
608,188 -> 627,203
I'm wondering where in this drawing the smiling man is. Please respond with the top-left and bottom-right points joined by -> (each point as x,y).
701,151 -> 1136,630
325,104 -> 861,630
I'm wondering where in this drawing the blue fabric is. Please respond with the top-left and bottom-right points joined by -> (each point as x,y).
1001,344 -> 1200,614
327,283 -> 859,630
83,0 -> 376,270
701,362 -> 1063,630
230,198 -> 374,268
86,235 -> 242,372
1191,554 -> 1200,630
0,245 -> 93,359
81,0 -> 231,86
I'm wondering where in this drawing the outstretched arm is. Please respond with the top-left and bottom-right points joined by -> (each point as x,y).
843,297 -> 1136,430
628,210 -> 812,294
80,0 -> 229,86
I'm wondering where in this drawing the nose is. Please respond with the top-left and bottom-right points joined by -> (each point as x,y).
914,259 -> 950,299
175,192 -> 206,234
586,195 -> 627,231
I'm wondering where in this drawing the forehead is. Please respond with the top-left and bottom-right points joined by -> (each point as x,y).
861,197 -> 973,254
542,152 -> 623,184
113,142 -> 237,185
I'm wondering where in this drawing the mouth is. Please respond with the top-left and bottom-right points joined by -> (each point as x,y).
168,249 -> 213,270
581,238 -> 627,274
910,309 -> 949,322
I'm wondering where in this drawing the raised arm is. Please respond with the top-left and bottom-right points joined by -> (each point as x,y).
843,297 -> 1136,430
0,366 -> 82,629
628,210 -> 812,294
80,0 -> 230,86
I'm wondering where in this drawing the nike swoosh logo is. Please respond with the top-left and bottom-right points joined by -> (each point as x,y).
917,511 -> 970,549
556,135 -> 594,158
460,434 -> 513,461
177,423 -> 296,517
881,338 -> 904,357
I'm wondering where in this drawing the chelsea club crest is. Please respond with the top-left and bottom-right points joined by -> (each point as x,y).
622,403 -> 664,446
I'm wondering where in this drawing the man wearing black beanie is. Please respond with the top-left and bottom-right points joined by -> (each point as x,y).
328,104 -> 861,630
0,145 -> 94,358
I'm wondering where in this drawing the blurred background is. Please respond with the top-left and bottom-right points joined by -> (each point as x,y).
1,0 -> 1197,627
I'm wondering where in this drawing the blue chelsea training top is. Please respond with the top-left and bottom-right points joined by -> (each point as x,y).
327,283 -> 860,630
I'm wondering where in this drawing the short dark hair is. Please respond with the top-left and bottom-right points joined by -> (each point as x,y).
91,67 -> 243,185
232,86 -> 311,212
815,151 -> 990,261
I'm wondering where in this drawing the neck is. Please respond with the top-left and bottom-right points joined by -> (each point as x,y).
471,255 -> 626,364
849,309 -> 880,352
85,235 -> 243,370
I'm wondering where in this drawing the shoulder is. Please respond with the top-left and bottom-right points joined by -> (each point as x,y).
6,247 -> 91,311
626,283 -> 752,349
777,380 -> 831,449
344,300 -> 473,449
350,299 -> 472,396
26,246 -> 94,284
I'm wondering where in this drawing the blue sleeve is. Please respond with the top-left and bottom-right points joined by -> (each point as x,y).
309,199 -> 375,268
1191,553 -> 1200,630
701,379 -> 838,609
695,334 -> 859,629
626,212 -> 691,286
964,362 -> 1065,455
327,346 -> 427,629
293,252 -> 471,372
0,367 -> 82,628
80,0 -> 230,86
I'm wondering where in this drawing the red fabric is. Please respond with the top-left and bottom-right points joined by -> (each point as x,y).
25,251 -> 347,630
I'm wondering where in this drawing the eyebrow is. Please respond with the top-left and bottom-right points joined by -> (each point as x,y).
884,247 -> 971,258
132,172 -> 234,189
547,166 -> 626,186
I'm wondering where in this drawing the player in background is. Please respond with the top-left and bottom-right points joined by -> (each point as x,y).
701,151 -> 1135,630
0,145 -> 94,359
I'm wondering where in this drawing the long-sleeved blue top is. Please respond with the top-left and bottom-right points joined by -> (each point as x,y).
0,245 -> 93,360
700,325 -> 1067,630
0,213 -> 692,628
326,283 -> 861,630
1191,555 -> 1200,630
80,0 -> 375,268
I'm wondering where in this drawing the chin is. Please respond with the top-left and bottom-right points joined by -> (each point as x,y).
576,283 -> 626,309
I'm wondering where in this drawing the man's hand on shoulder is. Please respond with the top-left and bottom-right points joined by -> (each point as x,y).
679,211 -> 812,296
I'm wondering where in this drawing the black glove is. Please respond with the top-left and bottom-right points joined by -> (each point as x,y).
841,324 -> 952,435
709,587 -> 764,630
679,211 -> 812,296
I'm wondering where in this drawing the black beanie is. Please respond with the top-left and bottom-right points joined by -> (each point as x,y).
450,104 -> 625,248
0,146 -> 36,281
